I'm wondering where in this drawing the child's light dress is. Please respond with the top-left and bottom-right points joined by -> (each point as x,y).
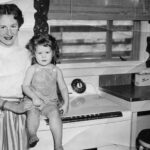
29,65 -> 59,115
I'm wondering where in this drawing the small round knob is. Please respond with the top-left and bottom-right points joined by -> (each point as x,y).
71,79 -> 86,93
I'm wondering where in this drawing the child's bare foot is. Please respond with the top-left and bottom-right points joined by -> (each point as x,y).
29,134 -> 39,148
55,146 -> 64,150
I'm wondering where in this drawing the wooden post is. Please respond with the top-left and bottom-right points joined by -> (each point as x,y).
34,0 -> 50,36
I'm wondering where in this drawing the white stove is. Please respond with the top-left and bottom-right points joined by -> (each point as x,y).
30,76 -> 132,150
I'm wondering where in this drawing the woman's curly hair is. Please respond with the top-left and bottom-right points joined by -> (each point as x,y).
26,34 -> 60,65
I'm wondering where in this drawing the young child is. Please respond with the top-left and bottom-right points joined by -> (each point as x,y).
23,34 -> 69,150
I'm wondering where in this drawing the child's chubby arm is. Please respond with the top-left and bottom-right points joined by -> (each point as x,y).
22,65 -> 42,107
56,67 -> 69,115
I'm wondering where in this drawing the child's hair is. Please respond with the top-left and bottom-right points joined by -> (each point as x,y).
26,34 -> 60,65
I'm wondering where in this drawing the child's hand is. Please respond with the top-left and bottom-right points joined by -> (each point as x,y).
32,97 -> 42,107
34,90 -> 49,104
60,104 -> 69,116
42,97 -> 50,104
23,100 -> 33,111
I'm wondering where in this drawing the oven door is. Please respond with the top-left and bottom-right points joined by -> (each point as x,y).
30,116 -> 131,150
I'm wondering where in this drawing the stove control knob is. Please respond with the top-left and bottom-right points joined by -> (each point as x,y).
71,78 -> 86,93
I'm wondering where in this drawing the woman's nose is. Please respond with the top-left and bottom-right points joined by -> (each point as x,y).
5,28 -> 13,36
6,28 -> 13,36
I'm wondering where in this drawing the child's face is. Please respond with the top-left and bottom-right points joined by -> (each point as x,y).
35,45 -> 53,66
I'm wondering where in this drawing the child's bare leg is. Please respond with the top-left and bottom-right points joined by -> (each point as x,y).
27,108 -> 40,135
47,106 -> 63,150
27,108 -> 40,147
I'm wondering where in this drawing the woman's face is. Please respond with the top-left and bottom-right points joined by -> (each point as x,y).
0,15 -> 19,47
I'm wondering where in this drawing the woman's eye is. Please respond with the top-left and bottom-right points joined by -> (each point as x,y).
0,26 -> 6,29
46,51 -> 50,54
11,25 -> 18,30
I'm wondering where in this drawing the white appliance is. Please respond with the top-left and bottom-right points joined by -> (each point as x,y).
30,77 -> 131,150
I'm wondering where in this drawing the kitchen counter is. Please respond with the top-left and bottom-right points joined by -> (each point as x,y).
99,84 -> 150,102
99,84 -> 150,112
99,84 -> 150,149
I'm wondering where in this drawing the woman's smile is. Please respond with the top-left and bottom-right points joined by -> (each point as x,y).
4,35 -> 14,41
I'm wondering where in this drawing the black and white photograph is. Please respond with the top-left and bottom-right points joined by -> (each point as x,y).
0,0 -> 150,150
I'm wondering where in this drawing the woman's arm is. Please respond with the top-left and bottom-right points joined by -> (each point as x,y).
0,98 -> 33,113
56,67 -> 69,115
22,66 -> 42,106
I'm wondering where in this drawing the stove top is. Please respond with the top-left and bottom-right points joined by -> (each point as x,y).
43,93 -> 131,127
65,94 -> 127,117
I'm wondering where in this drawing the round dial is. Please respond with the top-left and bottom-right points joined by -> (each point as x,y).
71,78 -> 86,93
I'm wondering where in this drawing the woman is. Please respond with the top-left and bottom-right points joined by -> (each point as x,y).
0,4 -> 32,150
